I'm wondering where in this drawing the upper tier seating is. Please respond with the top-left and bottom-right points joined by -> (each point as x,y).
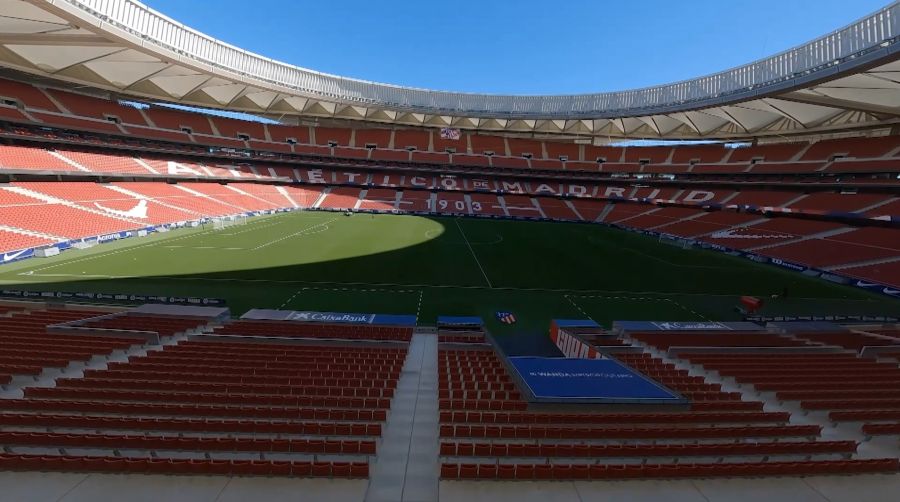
506,138 -> 543,158
670,145 -> 728,163
0,79 -> 60,111
45,90 -> 148,126
393,130 -> 430,151
313,127 -> 352,147
0,145 -> 81,171
801,136 -> 900,160
470,135 -> 506,156
624,146 -> 671,163
210,117 -> 266,141
545,142 -> 580,161
3,78 -> 900,178
143,107 -> 213,136
729,143 -> 807,162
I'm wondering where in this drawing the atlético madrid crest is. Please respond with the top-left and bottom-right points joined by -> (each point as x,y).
495,311 -> 517,324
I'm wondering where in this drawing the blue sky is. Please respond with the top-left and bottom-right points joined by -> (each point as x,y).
143,0 -> 889,95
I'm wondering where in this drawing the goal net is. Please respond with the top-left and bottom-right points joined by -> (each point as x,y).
657,234 -> 694,249
212,214 -> 249,230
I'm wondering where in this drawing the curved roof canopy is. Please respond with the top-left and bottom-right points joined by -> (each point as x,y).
0,0 -> 899,139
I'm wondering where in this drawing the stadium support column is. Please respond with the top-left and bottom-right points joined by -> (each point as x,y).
364,332 -> 439,502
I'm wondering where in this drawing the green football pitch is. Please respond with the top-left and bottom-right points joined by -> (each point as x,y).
1,211 -> 898,353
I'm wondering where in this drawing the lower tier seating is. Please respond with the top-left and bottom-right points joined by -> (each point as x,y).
0,336 -> 404,478
436,346 -> 875,479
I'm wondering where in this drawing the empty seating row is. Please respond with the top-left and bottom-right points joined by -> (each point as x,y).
440,458 -> 899,480
0,431 -> 376,454
440,440 -> 856,458
0,412 -> 382,436
0,454 -> 369,477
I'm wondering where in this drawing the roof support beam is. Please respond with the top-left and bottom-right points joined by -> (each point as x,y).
778,91 -> 900,118
0,33 -> 116,46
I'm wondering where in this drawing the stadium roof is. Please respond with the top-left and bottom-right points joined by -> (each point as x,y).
0,0 -> 899,140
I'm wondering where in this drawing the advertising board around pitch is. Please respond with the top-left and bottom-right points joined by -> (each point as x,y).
508,356 -> 685,404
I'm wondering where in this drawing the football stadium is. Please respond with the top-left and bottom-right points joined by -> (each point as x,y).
0,0 -> 898,500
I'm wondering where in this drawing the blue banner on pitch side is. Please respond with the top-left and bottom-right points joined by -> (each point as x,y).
437,316 -> 484,327
508,357 -> 682,402
553,319 -> 601,328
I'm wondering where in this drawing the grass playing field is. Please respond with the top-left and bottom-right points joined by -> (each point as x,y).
1,210 -> 898,354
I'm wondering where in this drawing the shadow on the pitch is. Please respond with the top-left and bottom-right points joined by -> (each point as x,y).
1,214 -> 575,355
3,214 -> 899,356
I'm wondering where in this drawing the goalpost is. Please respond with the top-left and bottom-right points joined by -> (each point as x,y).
212,214 -> 249,230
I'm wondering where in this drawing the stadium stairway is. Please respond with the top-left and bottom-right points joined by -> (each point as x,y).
364,331 -> 439,502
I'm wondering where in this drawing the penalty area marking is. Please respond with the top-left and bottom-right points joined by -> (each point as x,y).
251,217 -> 338,251
665,298 -> 713,321
278,286 -> 420,312
563,295 -> 595,322
566,293 -> 713,322
278,289 -> 303,309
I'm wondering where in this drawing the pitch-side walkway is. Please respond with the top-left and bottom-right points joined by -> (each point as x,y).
365,331 -> 439,502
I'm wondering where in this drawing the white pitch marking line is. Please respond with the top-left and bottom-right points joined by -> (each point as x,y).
251,217 -> 338,251
564,294 -> 596,322
454,218 -> 493,288
665,298 -> 712,321
22,225 -> 220,274
415,289 -> 424,323
278,289 -> 303,309
12,272 -> 865,302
